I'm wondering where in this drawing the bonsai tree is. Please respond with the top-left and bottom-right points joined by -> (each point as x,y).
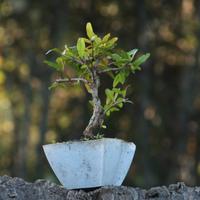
45,23 -> 150,138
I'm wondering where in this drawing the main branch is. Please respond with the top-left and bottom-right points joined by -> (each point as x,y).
83,70 -> 104,137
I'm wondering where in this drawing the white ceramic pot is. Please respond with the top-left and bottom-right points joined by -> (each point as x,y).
43,138 -> 136,189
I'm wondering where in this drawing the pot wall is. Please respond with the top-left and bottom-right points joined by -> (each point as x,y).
43,138 -> 136,189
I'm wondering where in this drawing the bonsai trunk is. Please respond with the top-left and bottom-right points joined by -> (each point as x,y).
83,71 -> 104,137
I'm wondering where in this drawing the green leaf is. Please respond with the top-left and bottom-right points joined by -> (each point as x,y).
110,37 -> 118,44
56,57 -> 64,71
44,60 -> 59,71
128,49 -> 138,60
105,89 -> 113,99
105,89 -> 114,104
102,33 -> 111,42
107,37 -> 118,47
121,88 -> 127,97
85,84 -> 92,93
93,36 -> 101,45
112,88 -> 121,93
83,38 -> 91,44
118,103 -> 123,108
114,92 -> 119,101
119,51 -> 129,59
116,97 -> 124,108
81,64 -> 87,69
131,65 -> 141,71
106,110 -> 111,116
110,107 -> 120,112
111,53 -> 121,61
56,57 -> 63,65
77,38 -> 85,58
133,53 -> 150,66
113,74 -> 121,87
113,72 -> 126,87
102,124 -> 107,129
86,22 -> 95,39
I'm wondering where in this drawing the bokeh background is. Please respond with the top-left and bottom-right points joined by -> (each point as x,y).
0,0 -> 200,188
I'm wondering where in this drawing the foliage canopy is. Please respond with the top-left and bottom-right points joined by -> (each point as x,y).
45,22 -> 150,137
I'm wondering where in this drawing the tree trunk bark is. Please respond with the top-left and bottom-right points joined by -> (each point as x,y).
83,71 -> 104,137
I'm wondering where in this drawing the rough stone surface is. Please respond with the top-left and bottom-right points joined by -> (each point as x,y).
0,176 -> 200,200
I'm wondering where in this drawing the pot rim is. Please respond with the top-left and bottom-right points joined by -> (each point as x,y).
42,137 -> 135,147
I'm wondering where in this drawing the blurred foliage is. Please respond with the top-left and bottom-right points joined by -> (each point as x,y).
0,0 -> 200,188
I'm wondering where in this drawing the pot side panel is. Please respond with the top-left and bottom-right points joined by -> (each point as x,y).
43,142 -> 103,189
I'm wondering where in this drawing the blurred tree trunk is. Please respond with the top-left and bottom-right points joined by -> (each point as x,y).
10,89 -> 21,176
35,80 -> 51,178
134,0 -> 152,187
14,83 -> 32,178
194,0 -> 200,184
175,0 -> 197,184
35,0 -> 69,178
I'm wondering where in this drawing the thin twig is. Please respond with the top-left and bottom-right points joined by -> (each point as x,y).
70,57 -> 84,65
99,60 -> 132,74
54,78 -> 89,84
98,67 -> 124,73
104,98 -> 133,114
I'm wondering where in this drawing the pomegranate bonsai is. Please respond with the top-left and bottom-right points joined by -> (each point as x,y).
45,22 -> 150,138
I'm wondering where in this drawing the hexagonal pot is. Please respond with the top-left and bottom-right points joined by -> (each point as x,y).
43,138 -> 136,189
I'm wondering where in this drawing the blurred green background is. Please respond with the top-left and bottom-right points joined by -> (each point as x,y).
0,0 -> 200,188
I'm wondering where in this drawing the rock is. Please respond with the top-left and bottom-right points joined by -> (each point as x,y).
0,175 -> 200,200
